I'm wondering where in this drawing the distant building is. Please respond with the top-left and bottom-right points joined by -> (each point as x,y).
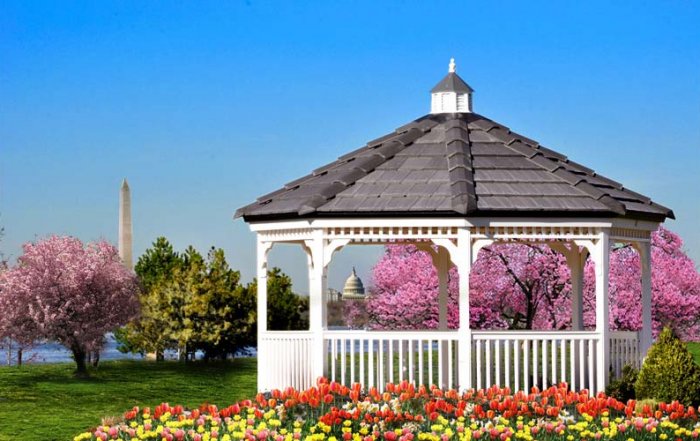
342,267 -> 365,300
327,288 -> 342,302
327,268 -> 366,302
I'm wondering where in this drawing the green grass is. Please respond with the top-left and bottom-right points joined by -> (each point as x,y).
2,343 -> 699,441
687,342 -> 700,366
0,358 -> 257,441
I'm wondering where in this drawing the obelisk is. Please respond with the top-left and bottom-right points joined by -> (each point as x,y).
119,179 -> 133,269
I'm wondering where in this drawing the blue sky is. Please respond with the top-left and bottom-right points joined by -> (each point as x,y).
1,1 -> 699,293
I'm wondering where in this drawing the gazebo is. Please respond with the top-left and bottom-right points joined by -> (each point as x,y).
235,59 -> 673,395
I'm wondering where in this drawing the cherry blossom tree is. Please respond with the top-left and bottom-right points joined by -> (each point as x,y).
354,227 -> 700,340
0,236 -> 139,375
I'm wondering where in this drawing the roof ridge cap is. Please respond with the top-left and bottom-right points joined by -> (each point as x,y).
443,117 -> 477,215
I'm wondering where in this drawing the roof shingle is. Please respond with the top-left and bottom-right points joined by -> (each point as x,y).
236,112 -> 673,221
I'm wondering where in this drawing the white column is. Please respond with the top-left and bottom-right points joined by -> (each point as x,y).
569,247 -> 586,331
593,231 -> 610,394
307,231 -> 328,383
437,247 -> 450,331
456,228 -> 472,390
638,240 -> 653,357
435,247 -> 450,385
256,237 -> 272,391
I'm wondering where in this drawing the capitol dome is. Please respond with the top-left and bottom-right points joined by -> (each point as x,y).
342,267 -> 365,299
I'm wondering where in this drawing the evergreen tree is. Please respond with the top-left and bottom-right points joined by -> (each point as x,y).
116,237 -> 184,359
635,327 -> 700,405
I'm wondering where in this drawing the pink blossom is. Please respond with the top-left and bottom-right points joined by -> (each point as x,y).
354,227 -> 700,339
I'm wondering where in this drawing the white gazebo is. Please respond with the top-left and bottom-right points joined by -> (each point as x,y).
236,59 -> 673,395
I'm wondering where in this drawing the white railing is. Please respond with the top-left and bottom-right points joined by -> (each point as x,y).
324,330 -> 459,391
610,330 -> 641,377
471,331 -> 600,392
262,329 -> 640,393
260,331 -> 315,391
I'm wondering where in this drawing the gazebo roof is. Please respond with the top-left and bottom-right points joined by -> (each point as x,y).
236,69 -> 673,223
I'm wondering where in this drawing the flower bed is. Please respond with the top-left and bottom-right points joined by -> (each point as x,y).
75,379 -> 700,441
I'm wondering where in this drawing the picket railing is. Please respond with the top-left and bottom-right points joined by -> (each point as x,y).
260,331 -> 315,391
471,330 -> 600,392
610,330 -> 641,376
324,330 -> 459,391
261,329 -> 639,393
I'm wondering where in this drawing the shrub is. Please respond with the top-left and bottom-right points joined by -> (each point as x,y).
635,327 -> 700,405
606,364 -> 638,401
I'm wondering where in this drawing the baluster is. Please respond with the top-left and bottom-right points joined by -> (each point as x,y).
428,340 -> 433,386
448,339 -> 454,389
331,338 -> 337,382
368,338 -> 374,388
578,339 -> 585,392
505,340 -> 511,391
486,340 -> 492,388
569,339 -> 576,391
523,339 -> 530,393
379,339 -> 384,391
418,339 -> 424,386
533,340 -> 539,390
409,339 -> 414,384
388,339 -> 394,385
515,338 -> 520,392
476,339 -> 482,389
587,339 -> 595,393
438,339 -> 443,387
360,339 -> 365,387
541,339 -> 548,388
496,340 -> 502,387
560,339 -> 566,387
350,338 -> 356,385
551,339 -> 557,385
399,339 -> 404,382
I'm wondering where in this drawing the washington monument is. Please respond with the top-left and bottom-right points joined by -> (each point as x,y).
118,179 -> 133,269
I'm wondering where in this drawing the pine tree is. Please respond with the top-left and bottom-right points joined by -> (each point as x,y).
635,327 -> 700,405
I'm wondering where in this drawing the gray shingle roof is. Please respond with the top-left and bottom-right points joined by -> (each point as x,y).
236,112 -> 674,221
430,72 -> 474,93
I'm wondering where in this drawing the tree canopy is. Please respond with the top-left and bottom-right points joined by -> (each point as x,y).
0,236 -> 139,375
118,237 -> 305,360
351,227 -> 700,340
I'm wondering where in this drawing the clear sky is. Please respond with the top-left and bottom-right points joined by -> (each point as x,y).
1,1 -> 699,294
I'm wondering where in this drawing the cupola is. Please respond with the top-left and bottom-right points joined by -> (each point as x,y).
430,58 -> 474,113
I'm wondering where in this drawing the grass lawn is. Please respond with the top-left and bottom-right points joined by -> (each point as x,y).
688,342 -> 700,365
0,358 -> 257,441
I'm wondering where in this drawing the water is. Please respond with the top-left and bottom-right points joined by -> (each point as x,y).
2,334 -> 141,365
2,335 -> 256,366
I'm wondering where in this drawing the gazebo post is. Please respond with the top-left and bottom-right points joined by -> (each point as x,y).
437,247 -> 450,331
436,247 -> 450,385
256,237 -> 272,392
639,240 -> 653,357
569,246 -> 586,331
306,231 -> 328,384
594,231 -> 611,394
456,228 -> 473,390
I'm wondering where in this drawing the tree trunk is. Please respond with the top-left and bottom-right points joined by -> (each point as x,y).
5,341 -> 11,366
156,350 -> 164,362
17,348 -> 22,367
91,350 -> 100,367
71,346 -> 89,377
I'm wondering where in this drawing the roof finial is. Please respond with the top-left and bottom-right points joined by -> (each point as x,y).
448,57 -> 456,73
